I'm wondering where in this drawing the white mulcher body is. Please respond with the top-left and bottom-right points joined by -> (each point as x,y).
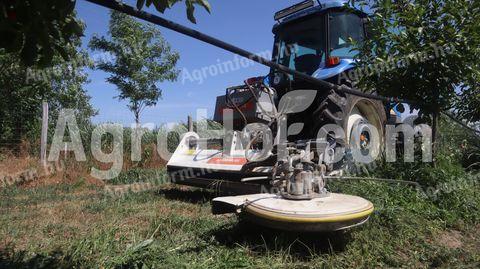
167,127 -> 376,232
166,0 -> 391,232
168,132 -> 247,173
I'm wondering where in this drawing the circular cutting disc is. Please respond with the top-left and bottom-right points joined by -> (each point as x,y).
243,193 -> 374,232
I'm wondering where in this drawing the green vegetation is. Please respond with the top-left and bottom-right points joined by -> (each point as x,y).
109,168 -> 167,185
0,0 -> 210,66
352,0 -> 480,142
2,117 -> 477,268
0,166 -> 478,268
89,11 -> 180,124
0,30 -> 96,154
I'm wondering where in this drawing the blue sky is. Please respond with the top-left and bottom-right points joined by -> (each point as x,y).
76,0 -> 296,126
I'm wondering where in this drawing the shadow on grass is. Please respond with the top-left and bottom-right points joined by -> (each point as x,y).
206,219 -> 351,260
0,248 -> 76,269
155,187 -> 351,259
156,187 -> 218,204
157,187 -> 351,259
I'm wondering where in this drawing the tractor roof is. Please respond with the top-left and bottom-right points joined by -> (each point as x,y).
273,0 -> 354,27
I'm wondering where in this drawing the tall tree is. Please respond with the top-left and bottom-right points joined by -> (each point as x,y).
0,0 -> 209,67
350,0 -> 480,153
89,11 -> 180,124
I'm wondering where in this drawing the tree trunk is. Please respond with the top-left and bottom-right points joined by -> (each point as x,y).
431,110 -> 440,166
135,113 -> 140,125
430,87 -> 441,166
134,109 -> 140,125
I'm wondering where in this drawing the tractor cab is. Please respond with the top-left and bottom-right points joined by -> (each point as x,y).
269,0 -> 367,91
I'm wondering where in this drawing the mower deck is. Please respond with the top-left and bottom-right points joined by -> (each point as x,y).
213,193 -> 374,232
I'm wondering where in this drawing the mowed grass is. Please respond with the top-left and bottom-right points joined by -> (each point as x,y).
0,174 -> 479,268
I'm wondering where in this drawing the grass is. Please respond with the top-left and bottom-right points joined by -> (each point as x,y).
1,121 -> 479,268
0,169 -> 479,269
107,168 -> 168,185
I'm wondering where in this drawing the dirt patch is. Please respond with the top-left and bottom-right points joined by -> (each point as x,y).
0,156 -> 105,189
0,155 -> 38,187
436,230 -> 464,249
0,155 -> 36,175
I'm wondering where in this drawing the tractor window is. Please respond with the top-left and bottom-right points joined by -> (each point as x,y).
276,15 -> 326,75
329,12 -> 365,59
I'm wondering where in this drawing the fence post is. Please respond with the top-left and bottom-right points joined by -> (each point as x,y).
40,102 -> 49,166
188,115 -> 193,132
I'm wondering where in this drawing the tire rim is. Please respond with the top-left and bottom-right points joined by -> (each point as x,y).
346,101 -> 383,161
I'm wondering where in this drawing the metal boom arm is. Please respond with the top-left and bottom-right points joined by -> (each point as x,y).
84,0 -> 413,104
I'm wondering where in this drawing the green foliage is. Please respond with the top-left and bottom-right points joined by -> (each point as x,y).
89,11 -> 180,124
0,23 -> 96,152
457,82 -> 480,123
439,116 -> 480,170
81,124 -> 189,174
0,0 -> 81,67
0,0 -> 209,67
351,0 -> 480,123
342,117 -> 480,225
136,0 -> 212,24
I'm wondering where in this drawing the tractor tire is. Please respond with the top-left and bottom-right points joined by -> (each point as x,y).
310,89 -> 387,171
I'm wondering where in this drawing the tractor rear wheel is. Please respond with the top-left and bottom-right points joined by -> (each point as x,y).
311,90 -> 387,171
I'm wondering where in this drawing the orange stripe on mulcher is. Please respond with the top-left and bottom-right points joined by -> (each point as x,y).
207,157 -> 248,165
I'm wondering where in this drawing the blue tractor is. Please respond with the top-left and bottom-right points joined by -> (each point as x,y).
267,0 -> 388,142
169,0 -> 391,189
206,0 -> 389,164
167,0 -> 392,231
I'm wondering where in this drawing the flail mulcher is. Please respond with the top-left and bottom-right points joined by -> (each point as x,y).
89,0 -> 405,232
